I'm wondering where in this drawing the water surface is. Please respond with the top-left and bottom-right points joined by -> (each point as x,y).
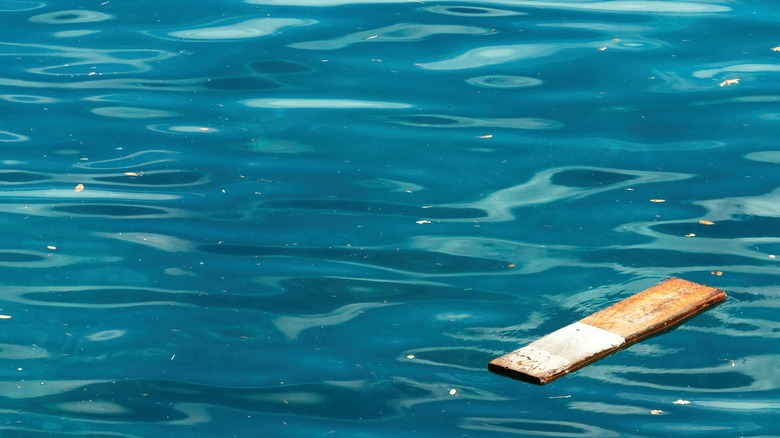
1,0 -> 779,436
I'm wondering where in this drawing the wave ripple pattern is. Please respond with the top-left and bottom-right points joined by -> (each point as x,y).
0,0 -> 778,436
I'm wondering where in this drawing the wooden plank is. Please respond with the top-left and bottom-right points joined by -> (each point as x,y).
488,278 -> 726,385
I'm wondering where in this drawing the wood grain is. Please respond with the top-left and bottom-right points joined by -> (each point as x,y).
488,278 -> 726,385
580,277 -> 726,341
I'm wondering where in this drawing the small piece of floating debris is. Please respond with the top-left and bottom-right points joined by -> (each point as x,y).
488,278 -> 726,385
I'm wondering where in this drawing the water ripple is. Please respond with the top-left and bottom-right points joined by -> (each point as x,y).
289,23 -> 491,51
381,113 -> 561,129
423,5 -> 526,17
437,166 -> 693,222
0,0 -> 43,11
460,417 -> 619,437
582,354 -> 780,392
274,302 -> 398,340
0,42 -> 177,76
164,18 -> 316,41
242,98 -> 413,109
29,9 -> 114,24
249,1 -> 730,14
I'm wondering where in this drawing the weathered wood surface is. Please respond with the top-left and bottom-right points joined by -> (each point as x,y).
488,278 -> 726,385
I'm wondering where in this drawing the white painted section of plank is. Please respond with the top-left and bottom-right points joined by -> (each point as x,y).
500,322 -> 626,377
529,322 -> 626,362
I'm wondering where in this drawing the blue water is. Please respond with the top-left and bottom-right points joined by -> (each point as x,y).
1,0 -> 779,436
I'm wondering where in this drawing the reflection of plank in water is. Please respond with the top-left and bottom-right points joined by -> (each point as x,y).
489,278 -> 726,385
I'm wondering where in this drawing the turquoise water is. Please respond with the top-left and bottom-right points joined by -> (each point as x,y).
2,0 -> 779,436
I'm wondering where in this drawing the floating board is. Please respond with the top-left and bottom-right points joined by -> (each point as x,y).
488,278 -> 726,385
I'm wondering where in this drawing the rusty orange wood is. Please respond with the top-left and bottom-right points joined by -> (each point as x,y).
488,278 -> 726,385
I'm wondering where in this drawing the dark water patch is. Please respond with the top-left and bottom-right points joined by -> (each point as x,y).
0,171 -> 50,183
25,288 -> 167,305
447,7 -> 492,14
616,371 -> 753,390
235,138 -> 314,154
51,13 -> 80,20
266,277 -> 512,313
199,244 -> 510,274
461,418 -> 598,436
206,325 -> 284,343
0,252 -> 45,262
204,211 -> 249,220
204,76 -> 280,91
390,115 -> 463,126
551,169 -> 636,188
582,249 -> 760,267
51,204 -> 169,217
652,217 -> 780,238
259,199 -> 485,220
727,321 -> 763,331
249,59 -> 312,75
